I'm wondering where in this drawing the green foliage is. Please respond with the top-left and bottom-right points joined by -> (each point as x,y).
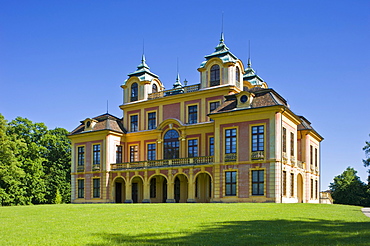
54,189 -> 63,204
0,114 -> 71,206
363,135 -> 370,176
329,167 -> 369,206
0,204 -> 369,245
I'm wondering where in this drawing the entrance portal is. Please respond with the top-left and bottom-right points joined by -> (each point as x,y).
173,174 -> 188,203
131,177 -> 143,203
149,175 -> 168,203
195,173 -> 212,203
114,177 -> 125,203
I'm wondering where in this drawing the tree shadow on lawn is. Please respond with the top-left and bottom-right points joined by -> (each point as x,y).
87,218 -> 370,245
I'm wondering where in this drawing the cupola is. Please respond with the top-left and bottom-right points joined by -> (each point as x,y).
198,33 -> 244,90
243,58 -> 268,89
121,54 -> 164,104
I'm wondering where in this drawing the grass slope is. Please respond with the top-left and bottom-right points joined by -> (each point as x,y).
0,203 -> 369,245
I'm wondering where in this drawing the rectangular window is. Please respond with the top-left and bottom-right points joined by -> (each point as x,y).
209,137 -> 214,156
209,101 -> 220,121
188,139 -> 198,157
225,128 -> 237,154
130,145 -> 138,162
116,145 -> 122,163
188,105 -> 198,124
93,144 -> 101,165
310,145 -> 313,165
290,132 -> 294,156
93,178 -> 100,198
282,127 -> 287,153
315,148 -> 318,168
225,171 -> 237,196
78,179 -> 84,198
147,143 -> 156,161
252,126 -> 264,152
252,170 -> 264,195
130,115 -> 138,132
150,178 -> 156,198
310,179 -> 314,199
283,171 -> 287,196
290,173 -> 294,197
148,112 -> 156,130
78,146 -> 85,166
315,180 -> 318,199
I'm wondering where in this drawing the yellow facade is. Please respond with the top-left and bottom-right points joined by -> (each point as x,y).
69,36 -> 323,204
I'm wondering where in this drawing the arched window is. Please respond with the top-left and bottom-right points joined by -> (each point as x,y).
131,83 -> 138,102
152,84 -> 158,93
235,67 -> 240,88
236,67 -> 240,83
210,65 -> 220,86
164,130 -> 179,159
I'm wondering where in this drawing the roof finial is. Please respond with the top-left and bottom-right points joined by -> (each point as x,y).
220,12 -> 224,42
247,40 -> 252,68
173,58 -> 183,89
106,100 -> 109,114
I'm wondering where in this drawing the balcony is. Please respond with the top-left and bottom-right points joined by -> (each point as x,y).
282,152 -> 288,161
290,156 -> 296,165
251,151 -> 265,160
92,164 -> 100,171
297,161 -> 305,169
224,153 -> 237,162
77,166 -> 84,172
111,156 -> 214,170
148,84 -> 201,100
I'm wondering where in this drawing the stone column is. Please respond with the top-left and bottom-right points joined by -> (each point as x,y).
124,172 -> 133,203
166,170 -> 175,203
142,171 -> 151,203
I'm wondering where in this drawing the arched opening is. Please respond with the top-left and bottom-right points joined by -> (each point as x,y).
164,130 -> 179,159
152,84 -> 158,93
149,175 -> 168,203
297,173 -> 303,203
131,82 -> 138,102
210,64 -> 220,86
114,177 -> 125,203
195,173 -> 212,203
131,176 -> 143,203
174,174 -> 188,203
235,67 -> 240,86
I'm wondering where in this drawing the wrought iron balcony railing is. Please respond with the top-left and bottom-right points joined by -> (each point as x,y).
111,156 -> 214,170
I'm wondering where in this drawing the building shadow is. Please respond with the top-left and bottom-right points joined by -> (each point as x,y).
87,218 -> 370,245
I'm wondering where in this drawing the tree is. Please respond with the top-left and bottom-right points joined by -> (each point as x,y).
363,135 -> 370,178
7,117 -> 48,204
42,127 -> 71,203
329,167 -> 369,206
0,114 -> 71,206
0,114 -> 27,206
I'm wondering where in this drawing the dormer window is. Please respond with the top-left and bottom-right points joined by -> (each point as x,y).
236,67 -> 240,83
210,65 -> 220,86
131,83 -> 138,102
152,84 -> 158,93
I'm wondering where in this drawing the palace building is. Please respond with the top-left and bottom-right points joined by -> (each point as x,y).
68,35 -> 323,203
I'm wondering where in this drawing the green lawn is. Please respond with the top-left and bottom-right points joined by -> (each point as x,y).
0,203 -> 369,245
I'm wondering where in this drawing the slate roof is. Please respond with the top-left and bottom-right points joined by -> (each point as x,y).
199,34 -> 239,68
210,88 -> 288,114
69,113 -> 126,135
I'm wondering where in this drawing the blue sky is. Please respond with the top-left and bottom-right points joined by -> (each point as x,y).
1,0 -> 369,189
